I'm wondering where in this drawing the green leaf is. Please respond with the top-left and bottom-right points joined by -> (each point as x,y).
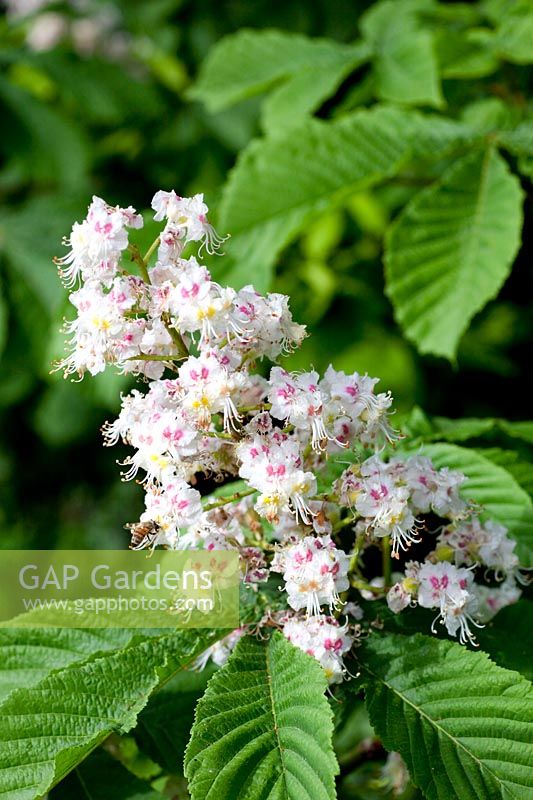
218,105 -> 472,290
361,0 -> 443,107
0,195 -> 85,314
461,98 -> 519,135
493,2 -> 533,64
425,416 -> 497,442
498,420 -> 533,446
401,411 -> 533,448
415,442 -> 533,566
0,628 -> 225,800
360,632 -> 533,800
385,147 -> 524,359
0,75 -> 89,189
0,626 -> 136,703
477,600 -> 533,680
478,448 -> 533,497
436,28 -> 499,79
185,632 -> 338,799
497,122 -> 533,154
189,28 -> 366,113
49,748 -> 165,799
260,43 -> 369,133
0,283 -> 7,360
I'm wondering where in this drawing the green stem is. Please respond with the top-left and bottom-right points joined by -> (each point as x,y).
311,492 -> 335,503
382,535 -> 392,589
202,430 -> 234,441
126,353 -> 186,362
161,314 -> 189,360
237,403 -> 272,414
143,236 -> 160,264
348,533 -> 363,573
129,237 -> 189,361
333,515 -> 356,534
350,577 -> 384,596
128,244 -> 150,284
202,488 -> 256,512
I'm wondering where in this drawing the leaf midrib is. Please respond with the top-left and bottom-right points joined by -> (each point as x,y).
265,639 -> 289,798
363,660 -> 524,800
458,146 -> 495,308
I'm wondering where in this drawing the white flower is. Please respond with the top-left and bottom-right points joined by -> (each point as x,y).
237,431 -> 317,523
343,601 -> 364,620
321,366 -> 396,447
271,535 -> 350,616
232,286 -> 306,360
178,351 -> 245,431
386,582 -> 413,614
437,518 -> 519,575
269,367 -> 338,451
140,480 -> 203,545
380,752 -> 410,797
57,196 -> 142,288
417,561 -> 472,608
355,471 -> 418,558
417,561 -> 482,645
151,190 -> 227,254
282,614 -> 353,683
473,577 -> 521,622
193,628 -> 246,670
403,455 -> 467,517
177,517 -> 243,551
57,278 -> 146,377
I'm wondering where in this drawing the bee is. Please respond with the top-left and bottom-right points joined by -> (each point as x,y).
124,520 -> 161,551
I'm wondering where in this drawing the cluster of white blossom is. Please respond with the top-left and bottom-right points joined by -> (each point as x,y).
56,191 -> 524,682
9,0 -> 131,59
335,454 -> 467,557
386,515 -> 523,642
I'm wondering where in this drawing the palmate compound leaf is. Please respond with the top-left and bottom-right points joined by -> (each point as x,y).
0,627 -> 226,800
384,147 -> 524,360
217,105 -> 475,291
359,632 -> 533,800
185,632 -> 338,800
189,28 -> 367,113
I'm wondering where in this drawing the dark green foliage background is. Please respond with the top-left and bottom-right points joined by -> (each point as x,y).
0,0 -> 530,552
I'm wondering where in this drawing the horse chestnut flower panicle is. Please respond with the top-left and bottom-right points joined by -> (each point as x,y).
55,189 -> 524,678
